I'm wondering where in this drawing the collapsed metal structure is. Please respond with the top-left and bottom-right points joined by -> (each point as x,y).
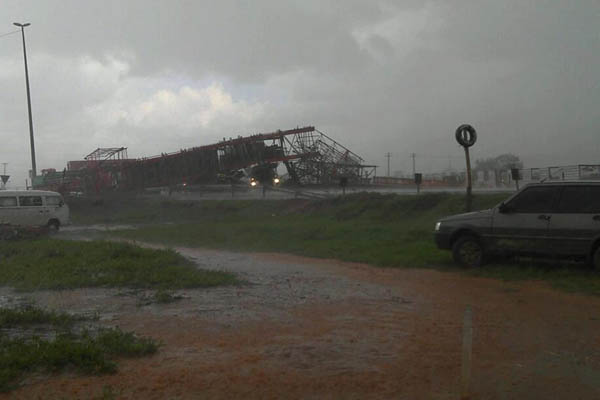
34,126 -> 376,193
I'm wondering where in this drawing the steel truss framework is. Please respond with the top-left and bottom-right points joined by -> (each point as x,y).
35,126 -> 376,193
119,126 -> 375,189
279,128 -> 374,184
85,147 -> 129,161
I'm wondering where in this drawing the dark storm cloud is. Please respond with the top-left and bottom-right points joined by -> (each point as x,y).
0,0 -> 598,185
7,0 -> 383,81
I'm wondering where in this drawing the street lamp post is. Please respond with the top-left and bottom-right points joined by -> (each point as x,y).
13,22 -> 37,179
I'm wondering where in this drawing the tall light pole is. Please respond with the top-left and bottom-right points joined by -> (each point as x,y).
14,22 -> 37,179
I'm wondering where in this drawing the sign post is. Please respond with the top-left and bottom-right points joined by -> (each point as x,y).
455,124 -> 477,212
414,173 -> 422,194
340,177 -> 348,196
511,168 -> 520,191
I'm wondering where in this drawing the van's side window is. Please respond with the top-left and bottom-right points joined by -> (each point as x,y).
19,196 -> 43,207
0,197 -> 17,207
45,196 -> 63,206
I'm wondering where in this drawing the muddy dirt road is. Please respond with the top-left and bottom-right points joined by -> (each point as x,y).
4,244 -> 600,399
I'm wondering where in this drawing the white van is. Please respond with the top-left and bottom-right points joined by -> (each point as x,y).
0,190 -> 70,230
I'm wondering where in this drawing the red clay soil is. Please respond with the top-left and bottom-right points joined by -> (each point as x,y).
5,253 -> 600,399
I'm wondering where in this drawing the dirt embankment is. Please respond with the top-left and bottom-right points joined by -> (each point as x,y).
4,246 -> 600,399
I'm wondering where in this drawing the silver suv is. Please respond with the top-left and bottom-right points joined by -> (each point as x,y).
434,181 -> 600,268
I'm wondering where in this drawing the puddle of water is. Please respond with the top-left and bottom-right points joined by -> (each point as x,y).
0,294 -> 32,308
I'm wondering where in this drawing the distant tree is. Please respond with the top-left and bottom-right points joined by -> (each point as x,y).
474,153 -> 523,172
474,153 -> 523,186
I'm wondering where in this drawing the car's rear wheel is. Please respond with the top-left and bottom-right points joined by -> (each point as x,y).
452,235 -> 484,268
47,219 -> 60,233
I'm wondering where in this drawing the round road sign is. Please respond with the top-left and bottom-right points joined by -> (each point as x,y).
455,124 -> 477,147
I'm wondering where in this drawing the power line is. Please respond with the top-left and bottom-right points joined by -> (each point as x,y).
395,152 -> 464,160
0,30 -> 20,39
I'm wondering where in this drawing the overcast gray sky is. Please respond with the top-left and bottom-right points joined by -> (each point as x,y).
1,0 -> 599,186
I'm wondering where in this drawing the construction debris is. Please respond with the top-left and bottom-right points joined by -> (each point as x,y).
34,126 -> 376,194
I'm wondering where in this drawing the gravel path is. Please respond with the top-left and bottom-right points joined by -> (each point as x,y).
1,243 -> 411,325
4,233 -> 600,399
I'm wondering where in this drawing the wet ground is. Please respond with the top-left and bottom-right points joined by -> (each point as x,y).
3,241 -> 600,399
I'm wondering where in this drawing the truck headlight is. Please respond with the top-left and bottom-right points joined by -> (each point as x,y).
435,222 -> 442,231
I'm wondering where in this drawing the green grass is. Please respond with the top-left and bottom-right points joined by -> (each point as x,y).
110,192 -> 505,268
0,326 -> 158,392
68,192 -> 507,226
0,239 -> 236,291
67,194 -> 289,225
0,304 -> 158,392
468,259 -> 600,295
87,192 -> 600,296
0,304 -> 90,328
